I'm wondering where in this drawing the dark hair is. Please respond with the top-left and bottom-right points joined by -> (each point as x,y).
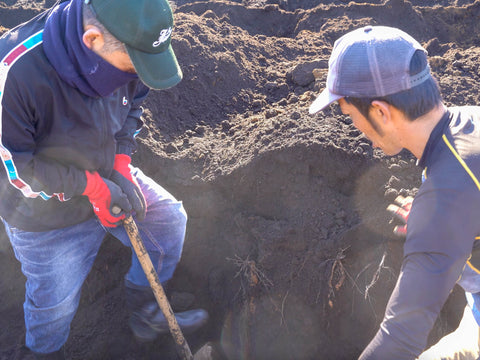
82,2 -> 126,54
345,50 -> 442,121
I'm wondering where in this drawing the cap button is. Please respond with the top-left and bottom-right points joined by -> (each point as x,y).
364,25 -> 373,33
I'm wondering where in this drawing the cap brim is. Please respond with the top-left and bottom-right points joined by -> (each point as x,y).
126,44 -> 182,90
309,88 -> 343,114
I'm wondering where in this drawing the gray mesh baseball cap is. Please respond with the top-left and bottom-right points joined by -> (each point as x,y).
309,25 -> 432,114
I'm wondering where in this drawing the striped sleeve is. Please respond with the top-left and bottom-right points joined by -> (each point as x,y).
0,30 -> 67,201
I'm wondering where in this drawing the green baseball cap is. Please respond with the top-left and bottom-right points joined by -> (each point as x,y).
86,0 -> 182,89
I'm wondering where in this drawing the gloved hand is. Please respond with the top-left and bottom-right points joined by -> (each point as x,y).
83,170 -> 132,227
386,195 -> 413,237
111,154 -> 146,221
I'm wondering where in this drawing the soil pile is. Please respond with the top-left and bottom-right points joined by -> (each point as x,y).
0,0 -> 477,359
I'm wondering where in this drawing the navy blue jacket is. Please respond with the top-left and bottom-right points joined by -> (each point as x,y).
0,6 -> 149,231
360,107 -> 480,359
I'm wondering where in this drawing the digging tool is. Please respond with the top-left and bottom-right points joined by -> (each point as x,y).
116,210 -> 193,360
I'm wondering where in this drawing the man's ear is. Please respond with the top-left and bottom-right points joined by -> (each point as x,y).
370,100 -> 392,124
82,26 -> 104,52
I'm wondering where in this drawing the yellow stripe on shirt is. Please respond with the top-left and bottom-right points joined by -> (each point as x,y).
442,134 -> 480,191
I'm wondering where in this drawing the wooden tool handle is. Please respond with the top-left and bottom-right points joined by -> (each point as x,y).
122,215 -> 193,360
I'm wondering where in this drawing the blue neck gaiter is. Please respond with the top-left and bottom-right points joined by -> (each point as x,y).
43,0 -> 138,98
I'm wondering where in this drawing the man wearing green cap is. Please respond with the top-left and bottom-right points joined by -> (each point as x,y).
0,0 -> 208,358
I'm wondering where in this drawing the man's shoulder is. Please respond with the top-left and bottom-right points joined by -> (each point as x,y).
0,13 -> 54,96
0,9 -> 48,59
422,106 -> 480,192
0,36 -> 53,99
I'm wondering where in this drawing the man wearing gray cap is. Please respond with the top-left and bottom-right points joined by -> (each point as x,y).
310,25 -> 480,360
0,0 -> 208,358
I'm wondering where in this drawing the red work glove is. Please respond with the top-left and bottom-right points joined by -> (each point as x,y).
111,154 -> 146,221
83,170 -> 132,227
386,195 -> 413,237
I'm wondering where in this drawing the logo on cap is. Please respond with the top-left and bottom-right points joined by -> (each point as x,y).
153,28 -> 172,48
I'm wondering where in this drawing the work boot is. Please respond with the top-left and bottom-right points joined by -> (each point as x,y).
33,348 -> 65,360
13,345 -> 36,360
14,345 -> 65,360
125,283 -> 209,342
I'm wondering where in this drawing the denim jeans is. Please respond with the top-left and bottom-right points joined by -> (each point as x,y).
3,167 -> 187,354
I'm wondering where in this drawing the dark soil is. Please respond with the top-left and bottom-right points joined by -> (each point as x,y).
0,0 -> 477,359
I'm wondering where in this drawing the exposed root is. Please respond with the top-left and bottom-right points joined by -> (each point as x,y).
322,247 -> 349,309
227,254 -> 273,298
268,289 -> 291,328
227,254 -> 274,360
364,251 -> 387,300
318,245 -> 396,317
280,290 -> 289,326
349,250 -> 396,321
